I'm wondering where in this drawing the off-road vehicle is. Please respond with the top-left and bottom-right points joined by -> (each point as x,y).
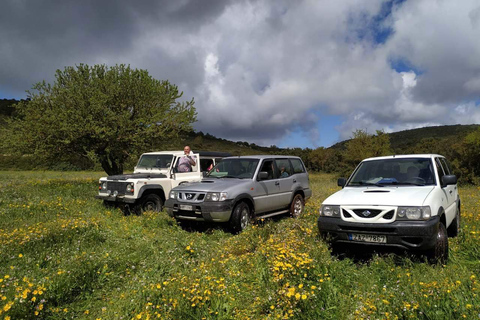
165,155 -> 312,232
96,151 -> 230,214
318,154 -> 460,263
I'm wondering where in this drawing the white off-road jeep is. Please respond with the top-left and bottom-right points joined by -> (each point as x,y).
318,154 -> 460,263
96,151 -> 230,214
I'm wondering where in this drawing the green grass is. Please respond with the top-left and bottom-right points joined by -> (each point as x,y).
0,171 -> 479,319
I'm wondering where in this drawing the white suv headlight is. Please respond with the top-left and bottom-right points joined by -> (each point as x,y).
320,205 -> 341,217
397,206 -> 431,220
206,192 -> 228,201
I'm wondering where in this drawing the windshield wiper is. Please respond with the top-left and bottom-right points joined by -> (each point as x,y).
220,175 -> 240,179
397,182 -> 426,186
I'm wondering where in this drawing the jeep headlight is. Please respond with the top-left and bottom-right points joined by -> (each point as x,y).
320,205 -> 341,217
99,181 -> 107,192
206,192 -> 228,201
397,206 -> 431,220
169,191 -> 177,199
126,183 -> 134,194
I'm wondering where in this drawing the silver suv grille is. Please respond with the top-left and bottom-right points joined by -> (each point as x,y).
178,192 -> 206,202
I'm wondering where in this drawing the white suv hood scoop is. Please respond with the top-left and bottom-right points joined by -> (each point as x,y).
324,186 -> 435,207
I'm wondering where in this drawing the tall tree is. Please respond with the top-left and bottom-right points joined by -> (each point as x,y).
6,64 -> 196,175
343,129 -> 392,172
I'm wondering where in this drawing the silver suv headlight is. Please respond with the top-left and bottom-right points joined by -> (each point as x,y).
169,191 -> 177,199
206,192 -> 228,201
397,206 -> 431,220
319,205 -> 341,217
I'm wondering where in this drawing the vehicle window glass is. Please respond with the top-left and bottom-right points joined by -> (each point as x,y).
275,159 -> 292,178
137,155 -> 173,169
207,159 -> 259,179
200,158 -> 214,172
347,158 -> 436,186
439,158 -> 452,175
435,158 -> 446,181
259,160 -> 277,180
290,159 -> 305,174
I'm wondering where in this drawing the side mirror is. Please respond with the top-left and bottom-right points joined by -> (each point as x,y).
337,178 -> 346,188
441,175 -> 457,186
258,171 -> 268,180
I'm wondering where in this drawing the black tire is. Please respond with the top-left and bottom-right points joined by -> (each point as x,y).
427,223 -> 448,264
135,194 -> 163,215
229,202 -> 251,233
447,205 -> 460,237
290,194 -> 304,218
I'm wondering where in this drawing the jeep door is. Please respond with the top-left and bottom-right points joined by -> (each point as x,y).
171,153 -> 202,188
274,158 -> 295,208
254,159 -> 284,213
435,157 -> 457,226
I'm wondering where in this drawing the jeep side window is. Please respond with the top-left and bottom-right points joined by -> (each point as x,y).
275,159 -> 292,178
439,158 -> 452,175
290,159 -> 305,174
435,158 -> 446,182
259,160 -> 277,180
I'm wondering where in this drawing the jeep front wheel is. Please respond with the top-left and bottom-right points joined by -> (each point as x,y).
426,222 -> 448,264
230,202 -> 251,233
135,194 -> 163,215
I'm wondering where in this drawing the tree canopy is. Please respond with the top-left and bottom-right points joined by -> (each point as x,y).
5,64 -> 196,175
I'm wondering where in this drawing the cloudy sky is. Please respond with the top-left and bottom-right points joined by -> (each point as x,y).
1,0 -> 480,148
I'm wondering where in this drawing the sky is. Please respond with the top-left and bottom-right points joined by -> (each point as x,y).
1,0 -> 480,149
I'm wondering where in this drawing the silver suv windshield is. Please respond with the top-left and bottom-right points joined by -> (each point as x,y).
207,159 -> 259,179
348,158 -> 436,186
137,155 -> 173,169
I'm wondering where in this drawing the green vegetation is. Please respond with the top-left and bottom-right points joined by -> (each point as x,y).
2,64 -> 196,175
1,171 -> 479,319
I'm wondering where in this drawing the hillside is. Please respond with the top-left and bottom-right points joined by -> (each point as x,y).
329,124 -> 480,153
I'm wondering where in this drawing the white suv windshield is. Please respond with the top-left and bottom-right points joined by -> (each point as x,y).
207,159 -> 259,179
348,158 -> 436,186
137,155 -> 173,169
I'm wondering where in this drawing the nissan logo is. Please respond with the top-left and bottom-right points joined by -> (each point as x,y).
362,210 -> 371,217
185,193 -> 194,200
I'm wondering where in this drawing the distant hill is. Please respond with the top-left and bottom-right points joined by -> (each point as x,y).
329,124 -> 480,153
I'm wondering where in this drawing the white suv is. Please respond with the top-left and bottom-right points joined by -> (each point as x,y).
318,154 -> 460,263
96,151 -> 230,214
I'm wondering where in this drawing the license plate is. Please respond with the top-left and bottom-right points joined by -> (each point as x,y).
179,204 -> 193,211
348,233 -> 386,243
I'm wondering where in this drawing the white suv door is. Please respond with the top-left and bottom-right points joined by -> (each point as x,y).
435,157 -> 457,226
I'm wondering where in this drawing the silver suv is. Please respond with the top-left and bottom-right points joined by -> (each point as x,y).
165,155 -> 312,232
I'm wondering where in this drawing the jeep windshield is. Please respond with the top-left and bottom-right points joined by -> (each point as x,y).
347,158 -> 436,187
207,159 -> 259,179
136,154 -> 173,169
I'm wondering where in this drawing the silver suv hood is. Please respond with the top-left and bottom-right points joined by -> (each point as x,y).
175,178 -> 252,192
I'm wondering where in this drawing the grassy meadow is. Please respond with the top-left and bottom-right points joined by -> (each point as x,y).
0,171 -> 479,319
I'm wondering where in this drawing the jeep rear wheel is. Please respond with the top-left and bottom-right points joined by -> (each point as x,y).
135,194 -> 163,215
230,202 -> 251,233
427,222 -> 448,264
290,194 -> 304,218
447,205 -> 460,237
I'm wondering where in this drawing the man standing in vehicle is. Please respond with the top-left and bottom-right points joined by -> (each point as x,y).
177,146 -> 197,172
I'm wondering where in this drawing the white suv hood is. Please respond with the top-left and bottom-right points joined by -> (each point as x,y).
324,186 -> 435,207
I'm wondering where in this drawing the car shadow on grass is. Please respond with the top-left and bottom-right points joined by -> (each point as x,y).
329,243 -> 431,265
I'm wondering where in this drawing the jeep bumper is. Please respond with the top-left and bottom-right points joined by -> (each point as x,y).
96,194 -> 136,204
165,199 -> 235,222
317,216 -> 440,251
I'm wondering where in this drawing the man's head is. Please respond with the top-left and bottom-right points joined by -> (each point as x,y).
184,146 -> 191,155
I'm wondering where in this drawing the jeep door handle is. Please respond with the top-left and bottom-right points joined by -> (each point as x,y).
449,190 -> 453,194
275,181 -> 280,186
